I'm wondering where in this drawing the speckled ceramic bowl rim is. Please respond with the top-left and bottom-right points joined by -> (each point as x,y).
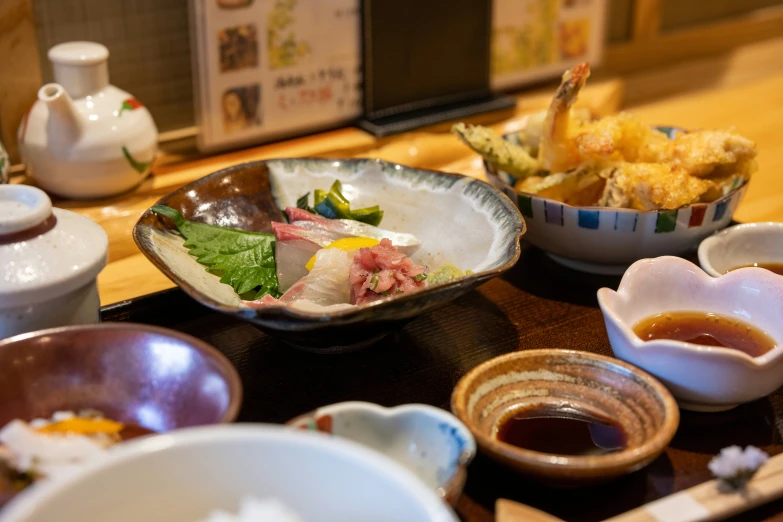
450,349 -> 679,472
598,256 -> 783,368
285,401 -> 476,504
0,323 -> 243,425
698,222 -> 783,277
486,125 -> 748,213
133,158 -> 526,322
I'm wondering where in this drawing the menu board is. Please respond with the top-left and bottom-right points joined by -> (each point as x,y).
490,0 -> 607,90
190,0 -> 362,152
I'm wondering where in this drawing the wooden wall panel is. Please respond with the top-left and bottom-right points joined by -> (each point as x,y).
0,0 -> 42,163
32,0 -> 195,132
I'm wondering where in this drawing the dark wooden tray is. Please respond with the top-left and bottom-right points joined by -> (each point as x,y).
101,244 -> 783,522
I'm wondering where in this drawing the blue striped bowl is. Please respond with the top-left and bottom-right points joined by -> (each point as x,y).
483,127 -> 748,275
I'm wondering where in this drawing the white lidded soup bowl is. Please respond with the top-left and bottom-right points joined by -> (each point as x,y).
0,185 -> 107,338
597,256 -> 783,412
0,425 -> 457,522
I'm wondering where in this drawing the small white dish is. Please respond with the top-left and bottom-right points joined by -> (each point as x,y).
287,401 -> 476,505
698,222 -> 783,277
0,425 -> 457,522
597,256 -> 783,412
0,185 -> 108,338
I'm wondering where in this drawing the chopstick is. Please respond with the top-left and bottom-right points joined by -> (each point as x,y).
603,452 -> 783,522
496,452 -> 783,522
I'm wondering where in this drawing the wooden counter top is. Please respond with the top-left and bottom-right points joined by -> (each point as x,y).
17,42 -> 783,306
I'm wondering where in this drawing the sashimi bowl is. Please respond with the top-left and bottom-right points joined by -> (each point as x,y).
482,127 -> 748,275
133,158 -> 525,352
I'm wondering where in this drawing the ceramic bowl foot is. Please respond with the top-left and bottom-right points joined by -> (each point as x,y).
678,401 -> 739,413
546,253 -> 630,275
282,333 -> 388,354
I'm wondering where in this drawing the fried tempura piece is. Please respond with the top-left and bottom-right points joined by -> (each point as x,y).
516,108 -> 592,157
538,62 -> 591,173
599,163 -> 713,210
451,123 -> 540,178
574,113 -> 673,163
671,130 -> 758,177
517,166 -> 605,206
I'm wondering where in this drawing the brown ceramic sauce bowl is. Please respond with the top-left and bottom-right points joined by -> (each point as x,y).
451,349 -> 679,484
0,323 -> 242,432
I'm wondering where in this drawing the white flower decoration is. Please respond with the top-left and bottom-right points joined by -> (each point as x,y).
708,445 -> 769,489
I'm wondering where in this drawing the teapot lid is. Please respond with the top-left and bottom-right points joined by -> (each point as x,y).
0,185 -> 108,308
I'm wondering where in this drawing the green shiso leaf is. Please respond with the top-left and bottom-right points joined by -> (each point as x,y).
151,205 -> 280,299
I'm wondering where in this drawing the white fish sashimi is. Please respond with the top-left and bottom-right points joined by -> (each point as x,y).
280,249 -> 352,306
272,222 -> 337,292
285,207 -> 421,256
242,249 -> 355,313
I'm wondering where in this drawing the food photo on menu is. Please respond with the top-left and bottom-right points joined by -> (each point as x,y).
2,0 -> 783,521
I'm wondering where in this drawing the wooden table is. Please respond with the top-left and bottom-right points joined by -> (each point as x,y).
14,40 -> 783,306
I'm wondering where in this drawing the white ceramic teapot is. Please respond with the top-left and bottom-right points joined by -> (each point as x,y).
18,41 -> 158,199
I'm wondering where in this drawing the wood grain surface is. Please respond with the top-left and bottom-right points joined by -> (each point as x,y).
100,245 -> 783,522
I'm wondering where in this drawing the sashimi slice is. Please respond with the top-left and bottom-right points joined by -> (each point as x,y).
285,207 -> 421,255
244,249 -> 354,312
272,222 -> 336,292
279,249 -> 352,306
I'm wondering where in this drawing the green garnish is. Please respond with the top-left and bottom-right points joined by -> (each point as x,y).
428,264 -> 469,285
370,274 -> 379,291
296,192 -> 314,213
381,290 -> 389,296
413,273 -> 428,283
151,205 -> 280,299
297,180 -> 384,226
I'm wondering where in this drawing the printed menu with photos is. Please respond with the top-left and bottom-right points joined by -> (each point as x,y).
190,0 -> 362,152
490,0 -> 606,90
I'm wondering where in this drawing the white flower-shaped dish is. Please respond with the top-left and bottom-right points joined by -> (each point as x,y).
286,402 -> 476,505
597,256 -> 783,412
698,222 -> 783,277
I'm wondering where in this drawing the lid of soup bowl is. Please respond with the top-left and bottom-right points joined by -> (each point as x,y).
0,185 -> 108,308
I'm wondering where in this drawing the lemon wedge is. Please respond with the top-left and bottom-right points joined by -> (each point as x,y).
306,237 -> 380,270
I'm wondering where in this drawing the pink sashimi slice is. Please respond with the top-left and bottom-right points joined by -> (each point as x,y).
285,207 -> 421,256
286,206 -> 329,224
349,238 -> 427,305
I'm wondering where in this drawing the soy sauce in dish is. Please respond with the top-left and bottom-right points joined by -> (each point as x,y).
633,311 -> 776,357
496,406 -> 627,456
729,263 -> 783,276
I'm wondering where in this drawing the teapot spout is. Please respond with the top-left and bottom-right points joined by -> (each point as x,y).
38,83 -> 83,148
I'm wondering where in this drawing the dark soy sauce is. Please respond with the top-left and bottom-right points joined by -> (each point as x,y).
496,406 -> 627,456
633,311 -> 775,357
730,263 -> 783,276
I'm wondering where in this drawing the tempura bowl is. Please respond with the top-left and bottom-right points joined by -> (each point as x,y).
0,323 -> 242,430
598,256 -> 783,411
133,158 -> 524,353
483,128 -> 747,275
0,425 -> 457,522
